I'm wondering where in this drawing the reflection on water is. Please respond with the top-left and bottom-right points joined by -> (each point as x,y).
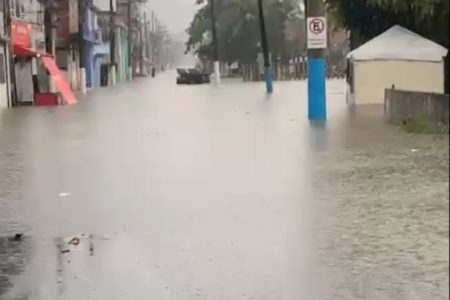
0,78 -> 448,299
0,236 -> 29,298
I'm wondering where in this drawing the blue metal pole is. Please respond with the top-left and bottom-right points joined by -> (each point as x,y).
265,65 -> 273,94
307,0 -> 327,120
257,0 -> 273,94
308,58 -> 327,120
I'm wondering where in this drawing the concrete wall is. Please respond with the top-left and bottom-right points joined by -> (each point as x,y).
94,0 -> 116,11
116,26 -> 129,82
11,0 -> 43,23
0,45 -> 9,109
385,89 -> 449,124
354,60 -> 445,104
0,11 -> 4,37
15,60 -> 33,103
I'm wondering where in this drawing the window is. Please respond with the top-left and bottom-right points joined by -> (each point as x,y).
10,0 -> 15,16
15,0 -> 21,18
0,53 -> 6,84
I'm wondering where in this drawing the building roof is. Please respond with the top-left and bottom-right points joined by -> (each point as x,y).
347,25 -> 448,62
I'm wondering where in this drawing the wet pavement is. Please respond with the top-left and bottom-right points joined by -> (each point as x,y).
0,72 -> 448,299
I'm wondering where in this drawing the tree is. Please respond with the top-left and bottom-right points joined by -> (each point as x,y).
185,0 -> 303,65
326,0 -> 449,49
327,0 -> 449,92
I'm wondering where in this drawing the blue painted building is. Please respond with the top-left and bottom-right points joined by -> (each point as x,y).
83,0 -> 110,88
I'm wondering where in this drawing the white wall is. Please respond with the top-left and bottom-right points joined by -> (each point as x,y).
11,0 -> 44,24
0,46 -> 9,109
15,60 -> 33,103
93,0 -> 115,11
353,60 -> 445,104
0,12 -> 5,36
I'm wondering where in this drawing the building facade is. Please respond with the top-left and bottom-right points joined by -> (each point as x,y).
117,0 -> 149,79
11,0 -> 46,105
83,0 -> 102,88
53,0 -> 82,92
0,0 -> 12,108
115,21 -> 129,82
0,0 -> 165,106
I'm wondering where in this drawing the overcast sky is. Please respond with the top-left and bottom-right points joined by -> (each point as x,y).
146,0 -> 199,40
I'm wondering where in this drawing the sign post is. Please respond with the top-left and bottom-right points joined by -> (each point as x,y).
257,0 -> 273,94
306,1 -> 327,121
307,17 -> 327,49
210,0 -> 221,86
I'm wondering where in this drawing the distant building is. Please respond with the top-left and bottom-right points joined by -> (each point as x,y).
83,0 -> 110,88
11,0 -> 46,105
54,0 -> 83,92
0,1 -> 11,108
117,0 -> 150,79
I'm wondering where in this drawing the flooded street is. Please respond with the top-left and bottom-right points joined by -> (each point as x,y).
0,72 -> 448,299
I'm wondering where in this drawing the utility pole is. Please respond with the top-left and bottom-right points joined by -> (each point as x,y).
5,0 -> 16,106
110,0 -> 116,85
139,15 -> 143,76
306,0 -> 327,120
44,0 -> 57,93
127,0 -> 133,80
144,12 -> 149,75
209,0 -> 220,85
257,0 -> 273,94
155,18 -> 160,72
79,0 -> 87,94
151,11 -> 155,74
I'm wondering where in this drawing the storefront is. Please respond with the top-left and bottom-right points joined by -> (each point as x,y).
12,20 -> 76,105
12,21 -> 33,104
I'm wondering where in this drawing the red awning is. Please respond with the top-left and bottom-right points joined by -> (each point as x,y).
13,45 -> 51,58
41,57 -> 77,105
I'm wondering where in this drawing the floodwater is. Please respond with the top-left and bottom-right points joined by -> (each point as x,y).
0,72 -> 448,299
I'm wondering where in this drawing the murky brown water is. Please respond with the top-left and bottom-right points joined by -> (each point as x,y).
0,75 -> 448,299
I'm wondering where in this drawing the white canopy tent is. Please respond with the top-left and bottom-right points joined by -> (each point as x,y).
346,25 -> 448,104
347,25 -> 447,62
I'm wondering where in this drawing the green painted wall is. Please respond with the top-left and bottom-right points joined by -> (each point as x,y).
116,26 -> 130,82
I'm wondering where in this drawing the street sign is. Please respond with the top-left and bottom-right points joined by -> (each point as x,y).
11,21 -> 32,48
307,17 -> 327,49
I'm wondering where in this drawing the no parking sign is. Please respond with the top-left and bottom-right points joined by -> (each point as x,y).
307,17 -> 327,49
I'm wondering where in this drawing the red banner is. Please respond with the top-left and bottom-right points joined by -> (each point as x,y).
11,21 -> 32,49
42,57 -> 77,105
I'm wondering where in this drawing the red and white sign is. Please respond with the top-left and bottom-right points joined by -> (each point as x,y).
11,21 -> 32,49
307,17 -> 327,49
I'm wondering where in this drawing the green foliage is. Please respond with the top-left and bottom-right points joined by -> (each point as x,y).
392,118 -> 449,134
185,0 -> 304,64
368,0 -> 441,13
326,0 -> 449,49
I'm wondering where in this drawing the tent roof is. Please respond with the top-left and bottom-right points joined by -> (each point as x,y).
347,25 -> 448,62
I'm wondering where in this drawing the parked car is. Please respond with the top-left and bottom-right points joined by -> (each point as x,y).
176,68 -> 211,84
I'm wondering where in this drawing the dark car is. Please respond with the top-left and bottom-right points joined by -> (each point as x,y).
176,68 -> 211,84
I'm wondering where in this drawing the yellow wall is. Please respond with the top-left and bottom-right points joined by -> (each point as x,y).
354,60 -> 445,104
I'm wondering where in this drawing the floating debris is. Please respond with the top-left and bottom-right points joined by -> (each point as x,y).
10,233 -> 23,242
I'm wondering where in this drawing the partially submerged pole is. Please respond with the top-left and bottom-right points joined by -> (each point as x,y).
257,0 -> 273,94
209,0 -> 221,85
306,0 -> 327,120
